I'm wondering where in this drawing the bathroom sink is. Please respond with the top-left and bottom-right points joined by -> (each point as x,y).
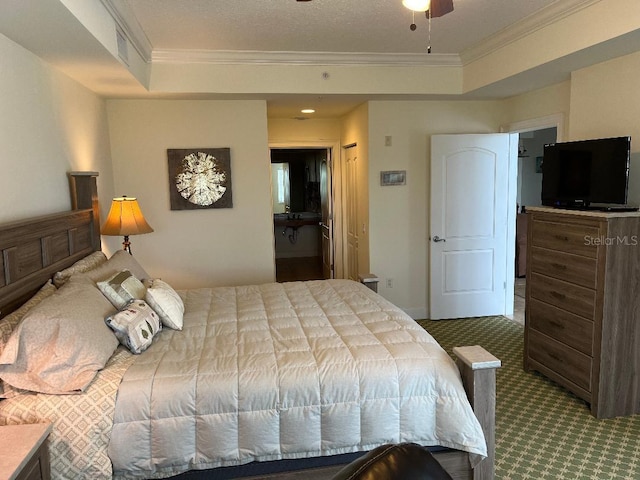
273,213 -> 320,227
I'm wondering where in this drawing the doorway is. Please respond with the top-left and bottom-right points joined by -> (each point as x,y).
511,124 -> 558,324
271,148 -> 333,282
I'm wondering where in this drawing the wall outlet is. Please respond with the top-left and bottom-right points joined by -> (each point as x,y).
386,278 -> 393,288
384,135 -> 392,146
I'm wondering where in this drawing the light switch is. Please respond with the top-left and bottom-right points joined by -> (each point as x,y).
385,136 -> 392,146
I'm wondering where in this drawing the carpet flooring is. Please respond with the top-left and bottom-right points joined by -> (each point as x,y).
419,316 -> 640,480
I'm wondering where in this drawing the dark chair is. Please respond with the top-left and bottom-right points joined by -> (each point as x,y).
330,443 -> 453,480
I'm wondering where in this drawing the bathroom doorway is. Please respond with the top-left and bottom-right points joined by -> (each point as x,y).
271,147 -> 333,282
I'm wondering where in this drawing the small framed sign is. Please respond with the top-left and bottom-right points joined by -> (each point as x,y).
380,170 -> 406,186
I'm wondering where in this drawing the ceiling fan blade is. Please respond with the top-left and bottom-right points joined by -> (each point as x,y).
427,0 -> 454,18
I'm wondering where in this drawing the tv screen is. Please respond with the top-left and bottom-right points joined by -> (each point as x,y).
541,136 -> 631,208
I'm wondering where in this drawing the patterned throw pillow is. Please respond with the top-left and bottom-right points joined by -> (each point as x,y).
97,270 -> 146,309
105,300 -> 162,354
144,279 -> 184,330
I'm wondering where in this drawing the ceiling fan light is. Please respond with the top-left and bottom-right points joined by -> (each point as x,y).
402,0 -> 431,12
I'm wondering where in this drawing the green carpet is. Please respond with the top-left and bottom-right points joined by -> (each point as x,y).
418,317 -> 640,480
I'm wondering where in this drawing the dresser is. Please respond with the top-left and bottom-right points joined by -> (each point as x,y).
524,207 -> 640,419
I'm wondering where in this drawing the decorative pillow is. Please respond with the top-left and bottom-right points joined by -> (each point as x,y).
97,270 -> 146,309
1,280 -> 57,399
144,279 -> 184,330
0,276 -> 118,395
105,300 -> 162,354
84,250 -> 150,284
52,251 -> 108,287
0,280 -> 57,356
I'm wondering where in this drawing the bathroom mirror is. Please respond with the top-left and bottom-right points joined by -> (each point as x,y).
271,163 -> 290,214
271,148 -> 324,214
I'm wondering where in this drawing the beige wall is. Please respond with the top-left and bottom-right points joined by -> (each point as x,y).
0,33 -> 115,224
106,99 -> 274,289
367,100 -> 504,317
501,81 -> 571,138
569,50 -> 640,205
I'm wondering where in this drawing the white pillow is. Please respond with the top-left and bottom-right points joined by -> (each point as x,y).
97,270 -> 146,309
144,279 -> 184,330
105,300 -> 162,354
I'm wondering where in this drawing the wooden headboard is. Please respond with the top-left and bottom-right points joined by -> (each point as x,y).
0,172 -> 100,318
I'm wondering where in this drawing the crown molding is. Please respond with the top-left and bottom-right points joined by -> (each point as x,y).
103,0 -> 598,68
100,0 -> 153,62
460,0 -> 601,65
151,49 -> 462,66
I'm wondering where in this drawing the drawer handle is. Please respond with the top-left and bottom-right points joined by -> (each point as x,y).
554,235 -> 570,242
551,263 -> 567,271
548,352 -> 561,362
550,291 -> 566,300
548,320 -> 565,330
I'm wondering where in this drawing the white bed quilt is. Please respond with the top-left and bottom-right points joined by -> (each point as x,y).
110,280 -> 487,479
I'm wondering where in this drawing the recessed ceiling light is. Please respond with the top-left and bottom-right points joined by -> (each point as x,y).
301,109 -> 315,114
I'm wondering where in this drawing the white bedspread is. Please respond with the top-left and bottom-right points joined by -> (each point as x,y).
110,280 -> 487,479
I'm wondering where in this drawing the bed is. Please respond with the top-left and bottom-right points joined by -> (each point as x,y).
0,173 -> 500,480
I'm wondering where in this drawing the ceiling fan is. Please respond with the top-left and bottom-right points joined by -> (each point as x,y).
403,0 -> 454,52
295,0 -> 453,17
403,0 -> 454,17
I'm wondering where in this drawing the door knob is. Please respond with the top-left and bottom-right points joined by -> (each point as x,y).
432,235 -> 446,242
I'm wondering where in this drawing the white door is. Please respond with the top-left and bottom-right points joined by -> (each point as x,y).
430,134 -> 517,319
320,151 -> 334,279
344,144 -> 359,281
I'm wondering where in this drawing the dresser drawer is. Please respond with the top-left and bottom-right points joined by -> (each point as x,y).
527,329 -> 592,392
527,298 -> 594,355
529,273 -> 596,320
529,246 -> 597,289
531,218 -> 600,258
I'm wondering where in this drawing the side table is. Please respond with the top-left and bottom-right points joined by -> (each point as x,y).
0,423 -> 52,480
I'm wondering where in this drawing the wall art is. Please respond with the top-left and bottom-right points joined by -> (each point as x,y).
167,148 -> 233,210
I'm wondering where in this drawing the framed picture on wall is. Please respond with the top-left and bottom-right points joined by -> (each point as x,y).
380,170 -> 406,186
167,148 -> 233,210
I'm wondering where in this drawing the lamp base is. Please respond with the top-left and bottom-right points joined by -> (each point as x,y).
122,235 -> 132,255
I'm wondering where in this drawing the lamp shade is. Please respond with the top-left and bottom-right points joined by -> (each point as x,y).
101,197 -> 154,236
402,0 -> 430,12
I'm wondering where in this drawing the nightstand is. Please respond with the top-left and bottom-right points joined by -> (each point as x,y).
0,423 -> 52,480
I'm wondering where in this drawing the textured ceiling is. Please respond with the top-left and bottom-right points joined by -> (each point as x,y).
125,0 -> 558,56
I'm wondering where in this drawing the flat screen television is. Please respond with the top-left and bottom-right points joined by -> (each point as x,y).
541,136 -> 631,210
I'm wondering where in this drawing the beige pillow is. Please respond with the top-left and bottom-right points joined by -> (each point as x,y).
0,276 -> 118,394
84,250 -> 150,284
53,251 -> 108,287
1,280 -> 57,355
105,300 -> 162,354
0,280 -> 57,399
97,270 -> 146,309
144,279 -> 184,330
